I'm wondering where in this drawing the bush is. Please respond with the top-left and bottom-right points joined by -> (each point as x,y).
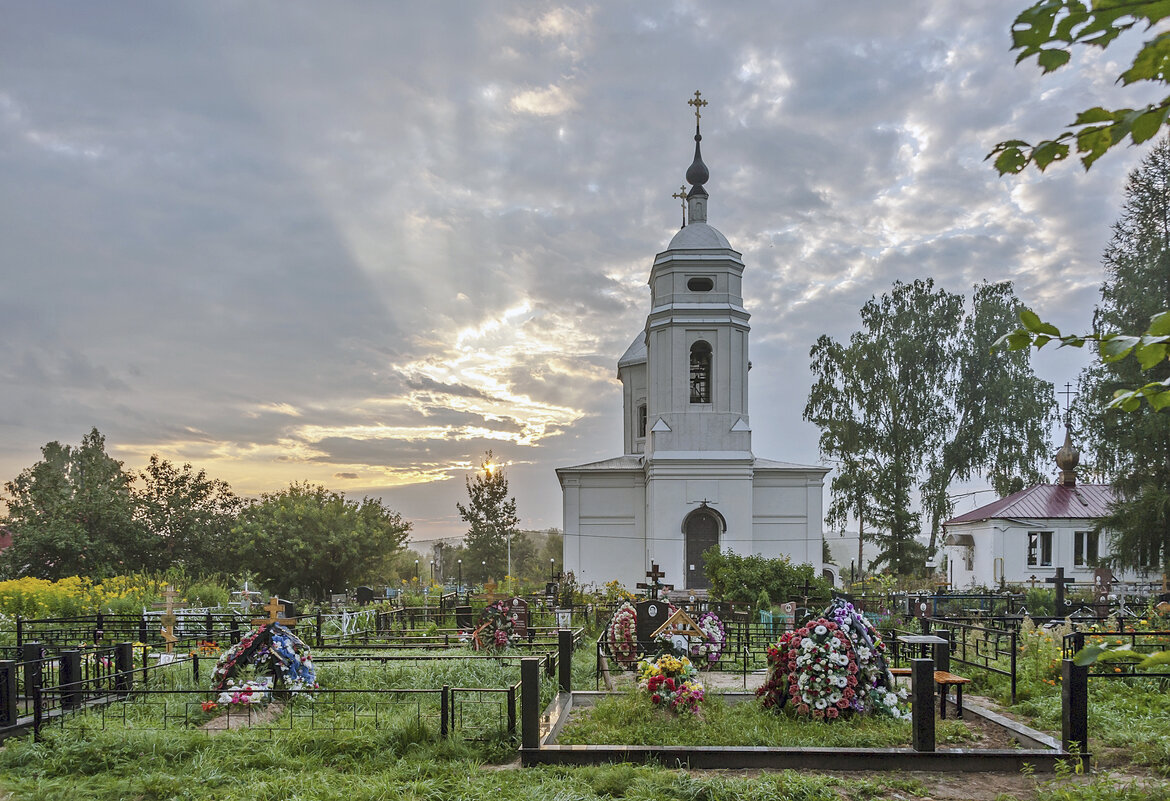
703,549 -> 831,606
183,582 -> 229,609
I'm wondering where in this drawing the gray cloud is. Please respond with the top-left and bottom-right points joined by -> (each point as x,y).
0,2 -> 1149,537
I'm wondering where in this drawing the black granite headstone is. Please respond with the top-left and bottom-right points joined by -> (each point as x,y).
355,586 -> 375,605
635,599 -> 669,650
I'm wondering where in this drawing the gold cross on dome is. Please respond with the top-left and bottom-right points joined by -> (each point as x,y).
252,596 -> 294,627
671,185 -> 688,226
688,90 -> 708,123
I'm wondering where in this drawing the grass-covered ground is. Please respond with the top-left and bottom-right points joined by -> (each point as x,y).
557,689 -> 976,748
1,640 -> 1168,800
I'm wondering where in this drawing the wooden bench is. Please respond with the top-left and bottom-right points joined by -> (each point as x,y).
933,670 -> 971,719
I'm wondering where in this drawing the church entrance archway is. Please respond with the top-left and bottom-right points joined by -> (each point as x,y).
683,506 -> 723,590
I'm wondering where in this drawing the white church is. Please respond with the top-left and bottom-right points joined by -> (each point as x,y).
557,97 -> 828,592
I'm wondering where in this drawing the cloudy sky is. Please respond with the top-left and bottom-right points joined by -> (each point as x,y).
1,2 -> 1161,542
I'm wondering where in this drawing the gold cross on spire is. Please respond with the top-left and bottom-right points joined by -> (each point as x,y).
671,185 -> 688,227
687,90 -> 708,123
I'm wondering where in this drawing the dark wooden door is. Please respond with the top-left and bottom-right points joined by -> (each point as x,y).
685,512 -> 719,590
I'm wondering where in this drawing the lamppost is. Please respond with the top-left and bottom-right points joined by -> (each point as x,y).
507,531 -> 512,580
457,559 -> 462,597
482,560 -> 486,582
430,560 -> 435,583
414,559 -> 419,582
550,558 -> 555,582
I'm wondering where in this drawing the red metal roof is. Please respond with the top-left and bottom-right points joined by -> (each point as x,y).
944,482 -> 1115,525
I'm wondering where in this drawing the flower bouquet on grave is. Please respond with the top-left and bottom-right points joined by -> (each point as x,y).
605,602 -> 639,668
210,623 -> 319,697
690,612 -> 727,668
638,653 -> 705,715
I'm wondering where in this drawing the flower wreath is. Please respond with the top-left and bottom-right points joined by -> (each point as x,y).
475,600 -> 522,650
757,618 -> 861,720
821,598 -> 904,716
690,612 -> 727,667
210,623 -> 318,695
604,602 -> 639,668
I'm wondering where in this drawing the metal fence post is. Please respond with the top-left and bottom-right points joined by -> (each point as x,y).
1061,658 -> 1089,762
1010,630 -> 1018,705
21,642 -> 42,703
520,657 -> 539,749
60,649 -> 82,710
15,616 -> 22,650
557,629 -> 572,694
316,611 -> 324,649
115,642 -> 133,695
32,686 -> 42,742
507,685 -> 517,739
932,630 -> 951,673
192,653 -> 200,683
440,684 -> 449,738
0,660 -> 16,727
138,615 -> 148,644
911,657 -> 935,752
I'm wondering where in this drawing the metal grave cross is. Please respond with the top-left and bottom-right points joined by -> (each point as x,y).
799,578 -> 815,609
1028,574 -> 1038,588
153,585 -> 182,653
252,596 -> 294,627
1045,567 -> 1076,615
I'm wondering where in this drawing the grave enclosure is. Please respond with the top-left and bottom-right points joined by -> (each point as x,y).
0,588 -> 1165,778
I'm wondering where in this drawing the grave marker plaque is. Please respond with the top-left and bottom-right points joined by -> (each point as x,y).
780,601 -> 797,632
635,599 -> 670,650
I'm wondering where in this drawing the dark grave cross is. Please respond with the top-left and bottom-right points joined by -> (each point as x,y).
1028,575 -> 1039,589
636,563 -> 673,600
799,578 -> 815,610
1045,567 -> 1076,616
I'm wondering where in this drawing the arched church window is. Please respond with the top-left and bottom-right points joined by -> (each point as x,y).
690,340 -> 712,404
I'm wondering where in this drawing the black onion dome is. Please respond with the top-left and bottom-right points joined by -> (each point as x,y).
686,131 -> 709,187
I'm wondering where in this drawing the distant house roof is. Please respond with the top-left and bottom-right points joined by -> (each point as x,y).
944,482 -> 1115,526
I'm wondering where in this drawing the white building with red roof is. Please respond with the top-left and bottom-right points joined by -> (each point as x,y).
941,430 -> 1136,589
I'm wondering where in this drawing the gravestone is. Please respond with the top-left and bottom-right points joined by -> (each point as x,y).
456,605 -> 473,630
635,599 -> 670,650
507,597 -> 530,639
355,586 -> 375,606
330,593 -> 348,608
279,599 -> 297,621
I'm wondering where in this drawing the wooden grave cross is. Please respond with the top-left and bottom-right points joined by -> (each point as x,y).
153,585 -> 182,653
252,596 -> 295,628
1045,567 -> 1076,615
1028,574 -> 1038,588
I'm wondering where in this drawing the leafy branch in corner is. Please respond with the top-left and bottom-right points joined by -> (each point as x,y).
989,0 -> 1170,173
995,308 -> 1170,410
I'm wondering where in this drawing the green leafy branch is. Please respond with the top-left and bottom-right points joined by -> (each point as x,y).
995,308 -> 1170,410
1074,641 -> 1170,668
989,0 -> 1170,172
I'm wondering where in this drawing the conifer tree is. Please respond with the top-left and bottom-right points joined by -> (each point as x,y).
456,451 -> 521,581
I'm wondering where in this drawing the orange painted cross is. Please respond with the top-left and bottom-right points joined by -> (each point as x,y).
252,596 -> 295,627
